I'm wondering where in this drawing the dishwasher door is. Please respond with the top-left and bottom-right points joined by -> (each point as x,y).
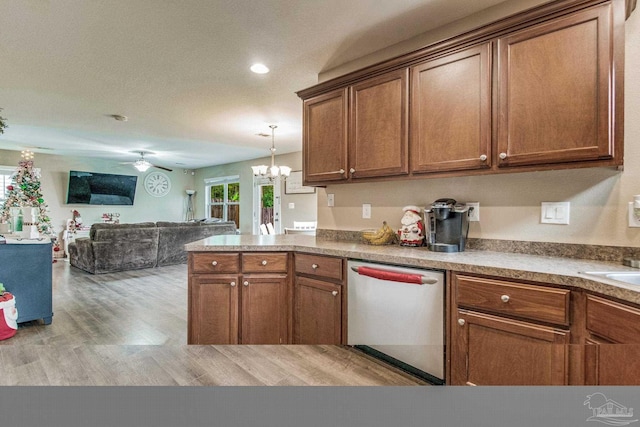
347,260 -> 445,382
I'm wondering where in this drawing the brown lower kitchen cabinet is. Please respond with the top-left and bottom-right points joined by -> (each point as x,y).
188,252 -> 289,345
450,272 -> 571,385
584,294 -> 640,385
293,253 -> 345,344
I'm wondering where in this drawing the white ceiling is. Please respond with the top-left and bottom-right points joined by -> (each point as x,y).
0,0 -> 507,170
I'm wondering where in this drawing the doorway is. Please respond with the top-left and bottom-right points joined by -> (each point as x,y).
253,177 -> 281,235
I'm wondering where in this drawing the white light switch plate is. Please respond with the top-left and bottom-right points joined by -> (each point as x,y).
362,203 -> 371,219
628,202 -> 640,227
541,202 -> 570,225
327,193 -> 335,207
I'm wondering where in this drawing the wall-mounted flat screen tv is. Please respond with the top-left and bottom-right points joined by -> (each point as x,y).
66,170 -> 138,205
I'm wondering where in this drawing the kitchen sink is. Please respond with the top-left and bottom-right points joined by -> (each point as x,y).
582,271 -> 640,286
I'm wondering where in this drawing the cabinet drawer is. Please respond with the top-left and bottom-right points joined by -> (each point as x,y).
242,253 -> 288,273
587,295 -> 640,344
191,253 -> 240,274
455,274 -> 570,326
295,253 -> 343,281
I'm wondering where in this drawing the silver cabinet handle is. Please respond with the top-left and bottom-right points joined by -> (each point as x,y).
501,295 -> 510,303
499,152 -> 507,160
261,260 -> 267,266
211,261 -> 218,266
479,154 -> 487,161
230,281 -> 236,287
349,168 -> 356,174
339,169 -> 345,174
332,290 -> 338,296
243,281 -> 249,287
458,319 -> 465,326
312,264 -> 318,270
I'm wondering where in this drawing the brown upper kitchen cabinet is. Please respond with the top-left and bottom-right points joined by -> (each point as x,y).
496,1 -> 623,168
297,0 -> 629,184
349,69 -> 409,179
302,88 -> 349,184
410,43 -> 492,173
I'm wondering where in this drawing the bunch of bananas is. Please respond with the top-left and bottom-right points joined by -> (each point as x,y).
361,221 -> 398,245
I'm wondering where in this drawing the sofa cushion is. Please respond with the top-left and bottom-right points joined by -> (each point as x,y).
90,222 -> 157,241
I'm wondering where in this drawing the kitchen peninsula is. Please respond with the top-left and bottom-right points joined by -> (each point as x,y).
186,234 -> 640,386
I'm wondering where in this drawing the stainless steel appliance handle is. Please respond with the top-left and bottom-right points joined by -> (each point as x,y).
350,266 -> 438,285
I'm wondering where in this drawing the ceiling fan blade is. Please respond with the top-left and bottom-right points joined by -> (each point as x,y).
153,165 -> 173,172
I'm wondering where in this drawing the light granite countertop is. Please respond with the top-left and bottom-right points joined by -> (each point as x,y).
185,234 -> 640,304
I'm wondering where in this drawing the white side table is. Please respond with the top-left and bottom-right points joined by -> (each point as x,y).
63,227 -> 90,256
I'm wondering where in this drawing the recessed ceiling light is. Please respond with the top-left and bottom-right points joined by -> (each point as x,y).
250,63 -> 269,74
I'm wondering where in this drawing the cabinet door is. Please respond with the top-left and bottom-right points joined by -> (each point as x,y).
411,43 -> 492,173
294,276 -> 342,345
451,309 -> 569,385
303,88 -> 349,184
496,4 -> 614,167
240,275 -> 288,344
188,275 -> 239,344
349,69 -> 409,179
584,295 -> 640,385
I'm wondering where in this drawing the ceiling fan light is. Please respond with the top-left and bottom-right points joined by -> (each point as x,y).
134,159 -> 151,172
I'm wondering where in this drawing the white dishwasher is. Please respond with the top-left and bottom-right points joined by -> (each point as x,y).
347,260 -> 445,384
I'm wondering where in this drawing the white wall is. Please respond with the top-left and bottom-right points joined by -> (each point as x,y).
0,149 -> 196,240
316,1 -> 640,248
194,151 -> 317,235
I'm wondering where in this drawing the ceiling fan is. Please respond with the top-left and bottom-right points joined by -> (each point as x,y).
124,151 -> 173,172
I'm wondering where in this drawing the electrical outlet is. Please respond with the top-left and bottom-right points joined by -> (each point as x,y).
327,193 -> 335,207
288,202 -> 295,209
467,202 -> 480,222
362,203 -> 371,219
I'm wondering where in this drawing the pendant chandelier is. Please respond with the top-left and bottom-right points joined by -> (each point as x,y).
251,125 -> 291,179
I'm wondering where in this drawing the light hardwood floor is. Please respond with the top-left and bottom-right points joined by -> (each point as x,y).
0,260 -> 425,386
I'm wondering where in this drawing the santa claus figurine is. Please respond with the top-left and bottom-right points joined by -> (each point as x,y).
0,284 -> 17,341
398,205 -> 425,247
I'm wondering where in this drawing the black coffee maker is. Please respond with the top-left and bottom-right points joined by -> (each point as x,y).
425,198 -> 471,252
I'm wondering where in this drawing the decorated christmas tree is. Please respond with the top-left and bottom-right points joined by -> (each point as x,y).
0,151 -> 53,236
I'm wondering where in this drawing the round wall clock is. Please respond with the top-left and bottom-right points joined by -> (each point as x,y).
144,171 -> 171,197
